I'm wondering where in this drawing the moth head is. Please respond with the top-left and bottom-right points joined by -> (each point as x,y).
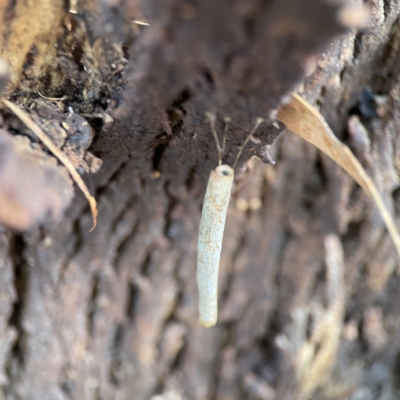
215,164 -> 234,178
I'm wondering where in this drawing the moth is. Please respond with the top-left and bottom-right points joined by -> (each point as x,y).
197,94 -> 400,328
197,113 -> 263,327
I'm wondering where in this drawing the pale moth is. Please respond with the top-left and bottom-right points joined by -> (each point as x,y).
197,94 -> 400,328
197,113 -> 263,327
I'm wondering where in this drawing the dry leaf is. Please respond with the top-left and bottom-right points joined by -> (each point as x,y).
278,93 -> 400,260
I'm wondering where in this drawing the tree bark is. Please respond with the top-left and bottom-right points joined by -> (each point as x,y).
1,1 -> 400,400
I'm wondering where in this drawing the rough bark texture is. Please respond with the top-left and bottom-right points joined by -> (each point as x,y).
1,0 -> 400,400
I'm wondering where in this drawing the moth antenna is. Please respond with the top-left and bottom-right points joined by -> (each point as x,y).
206,112 -> 223,165
222,117 -> 231,154
233,118 -> 264,169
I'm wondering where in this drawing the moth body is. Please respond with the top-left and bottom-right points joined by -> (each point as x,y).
196,114 -> 263,327
197,164 -> 234,327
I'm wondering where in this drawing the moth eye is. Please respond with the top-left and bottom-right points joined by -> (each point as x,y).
221,169 -> 230,176
218,165 -> 232,176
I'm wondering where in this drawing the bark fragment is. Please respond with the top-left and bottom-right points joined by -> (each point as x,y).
0,129 -> 73,230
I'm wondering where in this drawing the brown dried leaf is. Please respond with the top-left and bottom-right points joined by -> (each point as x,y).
278,93 -> 400,260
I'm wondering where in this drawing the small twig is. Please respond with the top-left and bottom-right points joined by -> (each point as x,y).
38,92 -> 67,111
2,99 -> 97,231
132,20 -> 150,26
38,92 -> 67,102
38,92 -> 66,102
